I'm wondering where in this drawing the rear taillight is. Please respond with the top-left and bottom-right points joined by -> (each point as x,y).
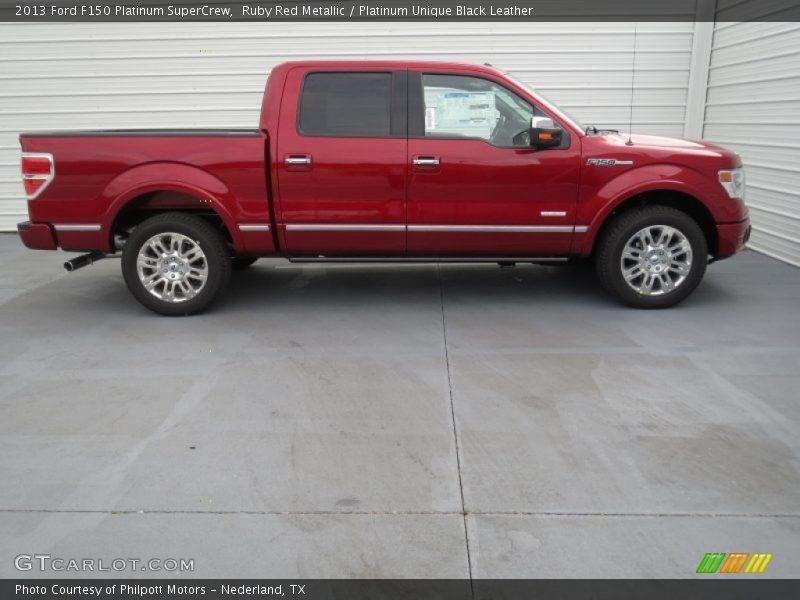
21,153 -> 55,199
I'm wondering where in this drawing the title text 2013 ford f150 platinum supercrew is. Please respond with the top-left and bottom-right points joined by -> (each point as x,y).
17,61 -> 750,315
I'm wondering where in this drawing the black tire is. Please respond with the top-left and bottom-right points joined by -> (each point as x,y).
232,256 -> 258,271
595,206 -> 708,308
121,212 -> 232,316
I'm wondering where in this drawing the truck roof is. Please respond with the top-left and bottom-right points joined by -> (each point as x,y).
269,60 -> 506,77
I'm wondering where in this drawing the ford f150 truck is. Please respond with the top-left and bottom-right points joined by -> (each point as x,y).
18,60 -> 750,315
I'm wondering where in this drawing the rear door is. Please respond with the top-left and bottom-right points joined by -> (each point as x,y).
276,68 -> 408,255
406,71 -> 581,256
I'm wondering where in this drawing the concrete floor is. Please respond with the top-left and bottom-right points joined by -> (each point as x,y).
0,233 -> 799,578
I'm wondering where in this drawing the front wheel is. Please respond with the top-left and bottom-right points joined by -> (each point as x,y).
595,206 -> 708,308
121,212 -> 232,316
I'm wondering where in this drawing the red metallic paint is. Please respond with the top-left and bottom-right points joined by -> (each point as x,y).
17,222 -> 57,250
717,220 -> 752,258
574,133 -> 747,255
275,65 -> 407,255
55,229 -> 107,252
19,134 -> 271,253
18,60 -> 749,263
406,138 -> 579,255
403,63 -> 581,256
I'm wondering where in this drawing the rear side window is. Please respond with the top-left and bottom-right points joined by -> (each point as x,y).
298,72 -> 392,137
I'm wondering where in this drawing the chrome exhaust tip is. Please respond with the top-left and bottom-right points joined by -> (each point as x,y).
64,251 -> 106,272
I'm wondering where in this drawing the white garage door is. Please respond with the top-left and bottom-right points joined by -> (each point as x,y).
703,19 -> 800,266
0,21 -> 694,232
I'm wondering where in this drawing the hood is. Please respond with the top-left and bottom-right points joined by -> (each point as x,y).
624,133 -> 728,152
593,132 -> 742,167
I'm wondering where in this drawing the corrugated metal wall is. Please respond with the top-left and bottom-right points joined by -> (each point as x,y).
0,22 -> 693,232
703,19 -> 800,267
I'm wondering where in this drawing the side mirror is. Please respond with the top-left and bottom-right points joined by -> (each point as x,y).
530,116 -> 563,149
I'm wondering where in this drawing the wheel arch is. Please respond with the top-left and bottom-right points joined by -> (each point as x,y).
100,163 -> 243,253
581,189 -> 718,258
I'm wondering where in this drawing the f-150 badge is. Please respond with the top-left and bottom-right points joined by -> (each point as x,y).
587,158 -> 634,166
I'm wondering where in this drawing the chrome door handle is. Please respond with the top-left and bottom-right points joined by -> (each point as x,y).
285,155 -> 312,165
413,157 -> 440,166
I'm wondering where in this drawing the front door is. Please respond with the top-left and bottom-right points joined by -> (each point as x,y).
406,72 -> 581,256
277,68 -> 407,255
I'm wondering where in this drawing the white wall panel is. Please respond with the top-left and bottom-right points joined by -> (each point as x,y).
704,16 -> 800,266
0,21 -> 694,231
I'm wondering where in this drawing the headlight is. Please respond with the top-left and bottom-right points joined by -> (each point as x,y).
718,168 -> 745,200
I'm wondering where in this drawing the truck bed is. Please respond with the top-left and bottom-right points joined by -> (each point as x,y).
19,129 -> 273,255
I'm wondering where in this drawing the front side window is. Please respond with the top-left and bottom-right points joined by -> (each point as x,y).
421,74 -> 535,147
299,72 -> 392,137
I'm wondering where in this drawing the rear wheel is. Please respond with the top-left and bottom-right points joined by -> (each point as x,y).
595,206 -> 707,308
121,212 -> 231,316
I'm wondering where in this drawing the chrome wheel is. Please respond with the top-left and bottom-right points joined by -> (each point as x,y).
136,232 -> 208,303
620,225 -> 693,296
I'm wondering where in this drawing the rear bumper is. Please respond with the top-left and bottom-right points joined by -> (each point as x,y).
17,221 -> 57,250
716,218 -> 751,259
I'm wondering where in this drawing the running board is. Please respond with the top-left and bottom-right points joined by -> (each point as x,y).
288,256 -> 570,264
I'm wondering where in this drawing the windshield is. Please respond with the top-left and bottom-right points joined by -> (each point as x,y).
504,74 -> 586,132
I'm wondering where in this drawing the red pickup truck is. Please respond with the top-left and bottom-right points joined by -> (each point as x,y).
18,60 -> 750,315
